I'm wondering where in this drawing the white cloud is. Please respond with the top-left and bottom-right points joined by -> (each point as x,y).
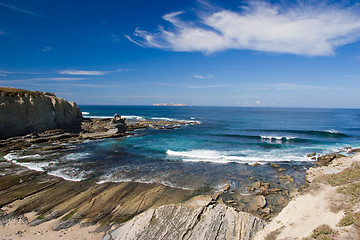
193,73 -> 215,79
265,83 -> 331,90
30,78 -> 88,81
0,73 -> 7,76
193,74 -> 206,79
127,1 -> 360,56
59,69 -> 129,76
0,2 -> 43,18
59,70 -> 106,75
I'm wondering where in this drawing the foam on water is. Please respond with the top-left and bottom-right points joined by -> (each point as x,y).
166,149 -> 311,164
4,153 -> 42,161
48,169 -> 85,182
82,112 -> 90,115
121,115 -> 144,120
62,152 -> 91,161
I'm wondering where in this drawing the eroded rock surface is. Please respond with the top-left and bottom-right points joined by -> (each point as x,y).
0,87 -> 82,139
103,196 -> 265,240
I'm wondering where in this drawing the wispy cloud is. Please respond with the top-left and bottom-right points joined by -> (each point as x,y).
193,73 -> 215,80
184,85 -> 221,89
30,77 -> 88,81
0,29 -> 4,35
59,69 -> 129,76
263,83 -> 331,90
193,74 -> 206,79
0,73 -> 7,77
127,1 -> 360,56
0,2 -> 43,18
59,70 -> 106,76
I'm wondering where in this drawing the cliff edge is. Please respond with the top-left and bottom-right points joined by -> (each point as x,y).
0,87 -> 83,139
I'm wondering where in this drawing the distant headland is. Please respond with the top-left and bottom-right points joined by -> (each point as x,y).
152,103 -> 187,106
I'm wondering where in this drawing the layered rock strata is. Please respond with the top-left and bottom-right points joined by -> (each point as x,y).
0,87 -> 83,139
103,196 -> 265,240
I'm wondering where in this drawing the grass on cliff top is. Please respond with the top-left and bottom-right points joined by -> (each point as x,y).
325,162 -> 360,186
0,87 -> 44,97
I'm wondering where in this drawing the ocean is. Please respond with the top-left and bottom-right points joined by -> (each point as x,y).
4,106 -> 360,191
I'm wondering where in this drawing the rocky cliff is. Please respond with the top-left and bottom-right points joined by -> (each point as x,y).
0,87 -> 83,139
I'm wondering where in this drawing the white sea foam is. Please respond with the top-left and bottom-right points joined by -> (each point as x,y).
82,112 -> 90,115
4,153 -> 43,161
121,115 -> 144,120
62,152 -> 91,161
151,117 -> 175,121
260,135 -> 295,140
166,149 -> 310,164
48,169 -> 85,182
324,129 -> 339,134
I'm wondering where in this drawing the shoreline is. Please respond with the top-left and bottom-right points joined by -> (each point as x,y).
1,114 -> 359,239
1,150 -> 359,239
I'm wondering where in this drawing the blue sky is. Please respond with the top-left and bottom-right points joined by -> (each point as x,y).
0,0 -> 359,108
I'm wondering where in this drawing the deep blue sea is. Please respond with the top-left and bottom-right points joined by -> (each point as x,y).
4,106 -> 360,191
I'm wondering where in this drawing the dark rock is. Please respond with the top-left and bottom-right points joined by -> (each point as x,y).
307,152 -> 317,158
316,153 -> 345,166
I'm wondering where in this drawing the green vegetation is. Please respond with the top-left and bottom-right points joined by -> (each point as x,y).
337,183 -> 360,202
303,224 -> 338,240
264,227 -> 284,240
113,215 -> 134,224
63,210 -> 77,220
0,87 -> 43,97
36,214 -> 45,220
325,163 -> 360,186
338,212 -> 360,229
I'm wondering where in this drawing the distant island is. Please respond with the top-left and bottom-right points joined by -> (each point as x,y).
152,103 -> 187,106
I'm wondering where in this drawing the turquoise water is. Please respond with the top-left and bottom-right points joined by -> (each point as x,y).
5,106 -> 360,190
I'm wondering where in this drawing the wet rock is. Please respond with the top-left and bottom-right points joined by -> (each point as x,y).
270,163 -> 280,168
307,152 -> 317,158
249,195 -> 267,211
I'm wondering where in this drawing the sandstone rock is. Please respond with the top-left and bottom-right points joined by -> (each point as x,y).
249,195 -> 267,211
316,153 -> 345,166
278,168 -> 286,172
0,88 -> 82,139
103,196 -> 265,240
270,163 -> 280,168
253,182 -> 261,189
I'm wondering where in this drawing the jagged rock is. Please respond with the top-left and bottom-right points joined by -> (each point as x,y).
103,196 -> 265,240
316,153 -> 345,166
307,152 -> 317,158
0,87 -> 82,139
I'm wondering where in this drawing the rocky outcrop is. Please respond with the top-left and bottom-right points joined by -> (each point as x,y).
80,114 -> 127,139
103,196 -> 265,240
0,87 -> 83,139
